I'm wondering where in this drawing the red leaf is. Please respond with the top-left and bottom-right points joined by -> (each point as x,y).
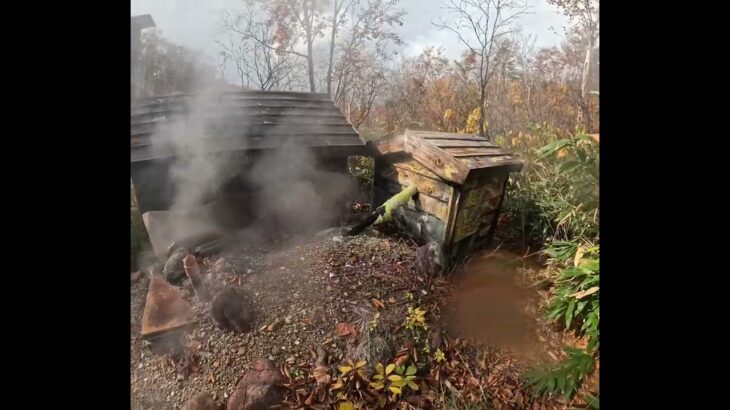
336,322 -> 357,337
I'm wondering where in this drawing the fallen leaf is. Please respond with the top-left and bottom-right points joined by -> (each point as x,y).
570,286 -> 599,299
574,246 -> 586,267
267,320 -> 283,332
335,322 -> 357,337
372,299 -> 385,309
388,297 -> 396,304
305,390 -> 316,406
313,365 -> 332,385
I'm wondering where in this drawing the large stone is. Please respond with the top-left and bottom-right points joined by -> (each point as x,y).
164,247 -> 188,283
185,391 -> 220,410
227,359 -> 282,410
211,288 -> 254,333
415,241 -> 446,277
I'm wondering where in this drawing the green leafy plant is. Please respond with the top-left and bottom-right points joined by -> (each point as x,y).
369,312 -> 380,332
433,348 -> 446,363
502,128 -> 599,246
370,362 -> 419,399
403,306 -> 428,343
524,347 -> 594,400
331,359 -> 369,396
545,242 -> 600,351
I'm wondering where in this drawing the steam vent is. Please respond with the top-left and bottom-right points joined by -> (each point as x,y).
130,91 -> 366,257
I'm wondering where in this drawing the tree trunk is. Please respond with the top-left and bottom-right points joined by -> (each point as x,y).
577,36 -> 593,131
479,90 -> 488,140
326,1 -> 338,97
307,39 -> 316,93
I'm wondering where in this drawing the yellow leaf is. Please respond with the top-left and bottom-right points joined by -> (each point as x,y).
331,383 -> 343,390
338,366 -> 352,374
407,381 -> 419,390
370,381 -> 385,390
339,402 -> 355,410
390,379 -> 407,388
385,364 -> 395,375
574,246 -> 586,267
389,386 -> 402,395
355,360 -> 367,369
375,363 -> 384,375
373,374 -> 383,380
570,286 -> 599,299
388,375 -> 403,381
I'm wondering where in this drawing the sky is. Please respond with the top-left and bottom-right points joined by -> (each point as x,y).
131,0 -> 569,80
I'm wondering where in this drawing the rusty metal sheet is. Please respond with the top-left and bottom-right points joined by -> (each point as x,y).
140,276 -> 195,339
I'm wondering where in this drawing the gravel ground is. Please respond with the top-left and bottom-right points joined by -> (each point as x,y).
130,228 -> 596,410
131,228 -> 422,410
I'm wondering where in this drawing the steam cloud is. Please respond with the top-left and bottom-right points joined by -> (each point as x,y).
145,85 -> 358,253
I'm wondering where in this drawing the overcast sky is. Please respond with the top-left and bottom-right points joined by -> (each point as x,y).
131,0 -> 569,79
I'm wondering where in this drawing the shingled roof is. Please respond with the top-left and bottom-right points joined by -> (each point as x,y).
373,129 -> 523,185
130,91 -> 364,162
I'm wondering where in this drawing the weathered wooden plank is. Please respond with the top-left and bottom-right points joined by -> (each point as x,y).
452,192 -> 502,242
375,166 -> 452,202
427,139 -> 498,148
413,131 -> 485,141
443,188 -> 461,246
463,170 -> 507,190
374,134 -> 405,155
460,156 -> 524,172
444,147 -> 508,157
404,135 -> 469,185
130,135 -> 366,162
459,181 -> 504,209
131,123 -> 356,138
391,160 -> 442,180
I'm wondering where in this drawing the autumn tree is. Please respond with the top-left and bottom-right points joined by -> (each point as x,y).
137,29 -> 216,100
325,0 -> 355,96
546,0 -> 599,130
270,0 -> 330,92
331,0 -> 405,126
435,0 -> 530,140
218,0 -> 305,91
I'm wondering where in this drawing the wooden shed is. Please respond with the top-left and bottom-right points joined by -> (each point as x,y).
130,91 -> 367,256
371,129 -> 523,257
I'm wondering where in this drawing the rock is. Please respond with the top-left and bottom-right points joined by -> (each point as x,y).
214,258 -> 230,274
238,347 -> 247,355
164,248 -> 189,283
284,315 -> 292,324
211,288 -> 254,333
227,359 -> 283,410
131,271 -> 142,283
184,391 -> 220,410
415,241 -> 446,277
271,346 -> 281,356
